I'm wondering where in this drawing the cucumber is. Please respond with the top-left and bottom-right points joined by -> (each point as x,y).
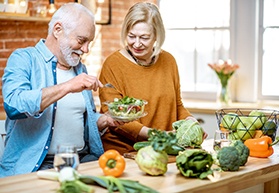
133,141 -> 184,155
165,144 -> 185,155
133,141 -> 151,151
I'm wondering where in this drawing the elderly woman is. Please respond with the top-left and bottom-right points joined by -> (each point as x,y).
99,2 -> 207,154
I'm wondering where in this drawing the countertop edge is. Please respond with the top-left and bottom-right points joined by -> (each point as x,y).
183,99 -> 279,114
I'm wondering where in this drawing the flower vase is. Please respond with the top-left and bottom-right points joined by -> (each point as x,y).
217,79 -> 231,106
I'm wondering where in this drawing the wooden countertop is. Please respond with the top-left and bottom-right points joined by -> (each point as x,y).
183,99 -> 279,114
0,139 -> 279,193
93,96 -> 279,115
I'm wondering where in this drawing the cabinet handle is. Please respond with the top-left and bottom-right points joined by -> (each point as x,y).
197,118 -> 205,124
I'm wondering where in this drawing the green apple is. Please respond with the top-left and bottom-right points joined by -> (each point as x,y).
228,131 -> 240,140
221,112 -> 240,131
237,117 -> 257,141
248,110 -> 267,129
262,120 -> 277,136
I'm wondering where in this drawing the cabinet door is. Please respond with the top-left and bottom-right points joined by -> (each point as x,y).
192,113 -> 218,139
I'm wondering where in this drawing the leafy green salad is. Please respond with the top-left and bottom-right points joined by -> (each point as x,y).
105,96 -> 147,121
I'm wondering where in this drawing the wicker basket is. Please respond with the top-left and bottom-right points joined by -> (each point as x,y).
215,108 -> 279,141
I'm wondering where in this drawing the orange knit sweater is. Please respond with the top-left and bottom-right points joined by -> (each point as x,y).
99,50 -> 192,154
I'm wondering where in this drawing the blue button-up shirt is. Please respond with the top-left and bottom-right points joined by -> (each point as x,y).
0,39 -> 104,177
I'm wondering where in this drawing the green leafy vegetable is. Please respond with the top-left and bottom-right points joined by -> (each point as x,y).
172,119 -> 204,148
37,167 -> 157,193
80,175 -> 158,193
112,96 -> 145,106
57,180 -> 93,193
176,149 -> 213,179
133,137 -> 184,155
147,129 -> 177,152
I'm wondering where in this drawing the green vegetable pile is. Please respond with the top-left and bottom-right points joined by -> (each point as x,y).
176,149 -> 213,179
37,167 -> 158,193
172,119 -> 204,148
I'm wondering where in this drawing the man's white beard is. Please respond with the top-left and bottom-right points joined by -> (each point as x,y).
60,38 -> 83,67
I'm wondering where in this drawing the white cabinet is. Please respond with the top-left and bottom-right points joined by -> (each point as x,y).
192,113 -> 218,139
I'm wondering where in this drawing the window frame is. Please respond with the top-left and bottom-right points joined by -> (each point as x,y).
160,0 -> 279,103
258,0 -> 279,100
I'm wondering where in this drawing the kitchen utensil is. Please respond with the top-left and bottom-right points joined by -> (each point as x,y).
104,83 -> 115,89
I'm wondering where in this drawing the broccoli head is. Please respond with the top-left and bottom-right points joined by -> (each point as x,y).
217,146 -> 241,171
230,140 -> 250,166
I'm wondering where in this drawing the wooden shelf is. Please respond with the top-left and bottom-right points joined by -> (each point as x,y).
0,12 -> 50,22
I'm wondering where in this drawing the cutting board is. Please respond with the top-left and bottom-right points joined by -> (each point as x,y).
123,151 -> 176,163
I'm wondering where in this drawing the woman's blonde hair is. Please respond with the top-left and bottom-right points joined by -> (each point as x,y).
120,2 -> 165,57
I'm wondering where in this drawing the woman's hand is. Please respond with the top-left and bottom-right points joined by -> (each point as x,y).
185,116 -> 208,140
106,116 -> 125,127
202,131 -> 208,140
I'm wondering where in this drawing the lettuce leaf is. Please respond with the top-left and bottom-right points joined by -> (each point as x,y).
176,149 -> 213,179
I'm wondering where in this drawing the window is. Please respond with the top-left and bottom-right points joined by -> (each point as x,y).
159,0 -> 279,102
260,0 -> 279,99
160,0 -> 230,101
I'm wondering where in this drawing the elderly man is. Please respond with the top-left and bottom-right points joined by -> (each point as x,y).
0,3 -> 120,177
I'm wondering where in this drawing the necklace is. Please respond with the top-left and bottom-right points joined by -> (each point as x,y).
126,49 -> 155,67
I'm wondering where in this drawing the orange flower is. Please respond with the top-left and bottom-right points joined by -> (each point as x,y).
208,59 -> 239,87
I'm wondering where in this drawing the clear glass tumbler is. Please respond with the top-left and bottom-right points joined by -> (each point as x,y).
53,144 -> 80,172
213,130 -> 232,151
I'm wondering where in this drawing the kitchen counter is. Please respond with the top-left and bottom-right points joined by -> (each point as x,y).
183,99 -> 279,114
0,139 -> 279,193
93,96 -> 279,115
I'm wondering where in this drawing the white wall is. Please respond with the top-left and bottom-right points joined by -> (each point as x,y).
230,0 -> 259,102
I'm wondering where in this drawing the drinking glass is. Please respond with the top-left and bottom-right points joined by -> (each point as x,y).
213,130 -> 232,151
53,144 -> 80,172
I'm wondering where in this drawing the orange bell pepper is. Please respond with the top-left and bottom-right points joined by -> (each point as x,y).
98,149 -> 126,177
244,136 -> 279,158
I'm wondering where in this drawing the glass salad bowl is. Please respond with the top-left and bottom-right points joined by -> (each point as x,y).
103,96 -> 148,122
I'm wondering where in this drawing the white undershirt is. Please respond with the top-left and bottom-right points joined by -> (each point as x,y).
48,68 -> 86,154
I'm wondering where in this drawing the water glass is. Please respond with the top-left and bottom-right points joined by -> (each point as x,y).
213,130 -> 232,151
53,144 -> 80,172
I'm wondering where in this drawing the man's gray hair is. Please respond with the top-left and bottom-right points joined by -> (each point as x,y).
48,3 -> 95,35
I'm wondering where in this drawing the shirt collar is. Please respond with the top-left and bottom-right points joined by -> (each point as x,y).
35,39 -> 57,63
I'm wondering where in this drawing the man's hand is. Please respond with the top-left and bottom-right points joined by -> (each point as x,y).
66,73 -> 103,93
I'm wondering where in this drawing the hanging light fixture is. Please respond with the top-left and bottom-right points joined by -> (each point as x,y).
48,0 -> 57,15
19,0 -> 27,7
